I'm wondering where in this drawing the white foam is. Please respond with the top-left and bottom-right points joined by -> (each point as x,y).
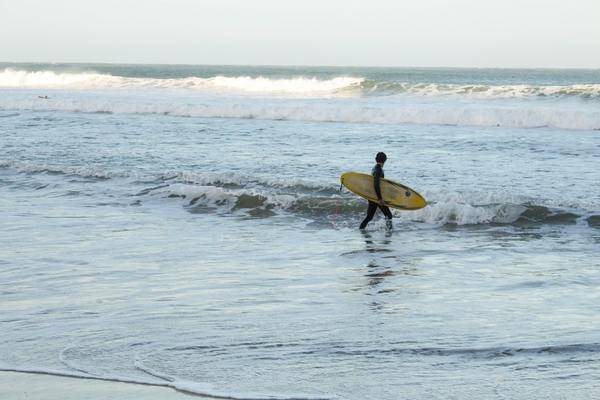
2,94 -> 598,130
396,202 -> 527,225
394,190 -> 529,225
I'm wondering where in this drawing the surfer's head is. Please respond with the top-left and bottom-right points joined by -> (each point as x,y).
375,152 -> 387,164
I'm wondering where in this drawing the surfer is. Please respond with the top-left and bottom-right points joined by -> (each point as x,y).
359,152 -> 393,230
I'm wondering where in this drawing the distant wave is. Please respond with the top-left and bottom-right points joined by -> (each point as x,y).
2,68 -> 600,99
0,68 -> 363,96
1,96 -> 599,130
360,80 -> 600,99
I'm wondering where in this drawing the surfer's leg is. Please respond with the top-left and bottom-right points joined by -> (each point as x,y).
379,205 -> 392,219
359,201 -> 378,229
380,205 -> 393,229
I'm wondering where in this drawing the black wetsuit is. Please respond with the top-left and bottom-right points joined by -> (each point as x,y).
359,164 -> 393,229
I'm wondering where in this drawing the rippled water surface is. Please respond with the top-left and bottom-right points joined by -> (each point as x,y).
1,64 -> 600,399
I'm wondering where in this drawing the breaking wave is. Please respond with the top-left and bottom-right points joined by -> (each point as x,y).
2,161 -> 594,227
3,68 -> 600,100
149,182 -> 589,228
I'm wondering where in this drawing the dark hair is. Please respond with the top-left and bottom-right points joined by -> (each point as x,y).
375,152 -> 387,163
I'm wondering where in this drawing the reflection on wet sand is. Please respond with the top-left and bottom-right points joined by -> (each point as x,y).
341,230 -> 423,313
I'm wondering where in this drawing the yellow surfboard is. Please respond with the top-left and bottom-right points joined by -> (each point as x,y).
340,172 -> 427,210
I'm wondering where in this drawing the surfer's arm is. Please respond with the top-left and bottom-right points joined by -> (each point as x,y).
374,177 -> 382,199
373,169 -> 383,200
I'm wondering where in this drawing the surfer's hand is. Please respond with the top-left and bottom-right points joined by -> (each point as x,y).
378,199 -> 385,207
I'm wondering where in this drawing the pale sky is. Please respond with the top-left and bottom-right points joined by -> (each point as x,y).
1,0 -> 599,68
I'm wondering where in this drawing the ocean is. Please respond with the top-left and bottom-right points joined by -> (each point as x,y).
1,63 -> 599,399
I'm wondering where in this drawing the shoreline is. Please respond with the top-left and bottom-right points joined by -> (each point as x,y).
0,370 -> 208,400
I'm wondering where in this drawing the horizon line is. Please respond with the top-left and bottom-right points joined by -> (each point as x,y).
1,60 -> 599,71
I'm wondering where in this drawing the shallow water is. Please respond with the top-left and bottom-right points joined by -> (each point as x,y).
1,64 -> 599,399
